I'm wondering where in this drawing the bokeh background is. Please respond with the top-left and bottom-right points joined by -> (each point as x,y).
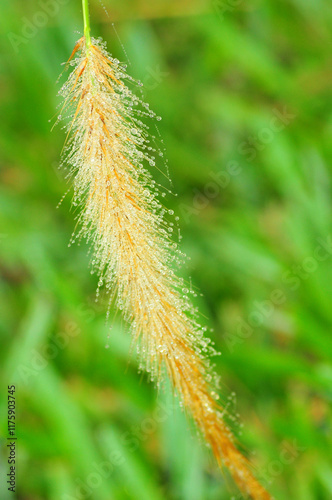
1,0 -> 332,499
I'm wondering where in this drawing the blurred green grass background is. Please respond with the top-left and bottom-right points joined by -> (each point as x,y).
1,0 -> 332,499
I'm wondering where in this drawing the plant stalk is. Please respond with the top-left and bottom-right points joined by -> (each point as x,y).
82,0 -> 91,47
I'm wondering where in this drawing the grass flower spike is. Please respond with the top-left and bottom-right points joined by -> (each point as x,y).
57,5 -> 271,498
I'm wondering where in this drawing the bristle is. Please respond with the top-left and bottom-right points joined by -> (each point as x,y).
58,36 -> 271,500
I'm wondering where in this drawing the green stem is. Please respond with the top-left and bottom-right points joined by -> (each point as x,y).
82,0 -> 91,47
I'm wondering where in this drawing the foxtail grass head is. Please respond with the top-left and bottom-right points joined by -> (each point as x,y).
56,34 -> 272,500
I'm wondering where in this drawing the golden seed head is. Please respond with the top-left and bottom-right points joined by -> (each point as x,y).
58,37 -> 271,500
